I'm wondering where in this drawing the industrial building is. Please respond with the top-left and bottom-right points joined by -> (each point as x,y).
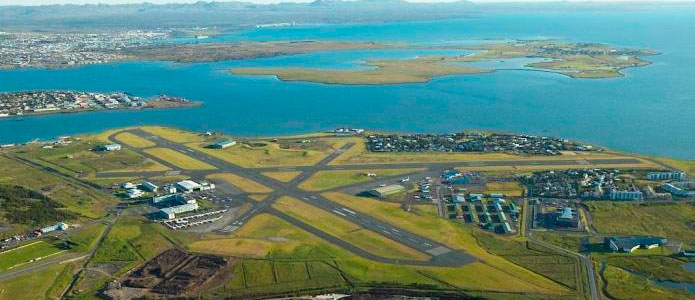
646,171 -> 687,181
98,143 -> 121,151
605,236 -> 667,253
366,184 -> 405,198
209,140 -> 237,149
555,207 -> 581,228
159,202 -> 200,220
176,180 -> 214,193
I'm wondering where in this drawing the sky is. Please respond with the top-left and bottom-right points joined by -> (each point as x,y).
1,0 -> 692,5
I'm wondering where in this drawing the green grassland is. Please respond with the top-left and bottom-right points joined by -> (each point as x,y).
601,264 -> 692,300
200,213 -> 570,299
261,171 -> 302,183
186,137 -> 355,168
0,240 -> 64,271
272,196 -> 430,261
207,173 -> 273,194
113,131 -> 156,148
0,263 -> 75,300
586,201 -> 695,246
532,232 -> 586,253
231,40 -> 655,85
143,147 -> 216,170
0,156 -> 116,219
605,256 -> 695,283
15,139 -> 169,176
298,168 -> 423,191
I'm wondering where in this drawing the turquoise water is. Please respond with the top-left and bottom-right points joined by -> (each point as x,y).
1,9 -> 695,158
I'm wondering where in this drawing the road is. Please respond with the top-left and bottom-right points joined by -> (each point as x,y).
522,199 -> 599,300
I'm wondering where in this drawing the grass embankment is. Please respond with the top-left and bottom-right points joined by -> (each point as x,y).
207,173 -> 273,194
298,168 -> 423,191
605,256 -> 695,283
586,201 -> 695,246
187,137 -> 355,168
196,213 -> 568,299
143,147 -> 216,170
0,263 -> 76,300
650,157 -> 695,178
0,156 -> 116,219
113,131 -> 156,148
261,171 -> 302,183
272,196 -> 430,261
320,192 -> 570,293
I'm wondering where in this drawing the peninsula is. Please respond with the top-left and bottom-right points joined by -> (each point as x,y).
231,40 -> 657,84
0,91 -> 201,118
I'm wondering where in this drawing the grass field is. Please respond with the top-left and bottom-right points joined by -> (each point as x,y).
19,139 -> 169,176
113,131 -> 156,148
601,264 -> 692,300
199,213 -> 568,297
605,256 -> 695,283
143,147 -> 216,170
272,196 -> 430,261
187,137 -> 355,168
0,157 -> 117,219
320,192 -> 569,293
298,168 -> 423,191
207,173 -> 273,194
483,181 -> 525,197
261,171 -> 302,183
93,217 -> 172,269
0,240 -> 64,271
532,231 -> 585,253
0,263 -> 75,300
67,223 -> 107,253
586,201 -> 695,245
651,157 -> 695,178
139,126 -> 208,143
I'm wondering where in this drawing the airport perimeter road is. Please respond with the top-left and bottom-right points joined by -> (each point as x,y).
110,130 -> 476,267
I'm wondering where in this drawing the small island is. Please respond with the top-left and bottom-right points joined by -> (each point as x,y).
230,40 -> 658,84
0,91 -> 201,118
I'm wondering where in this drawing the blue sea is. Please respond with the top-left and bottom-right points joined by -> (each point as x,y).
1,9 -> 695,158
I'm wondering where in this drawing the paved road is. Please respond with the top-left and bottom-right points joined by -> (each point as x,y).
522,200 -> 599,300
110,129 -> 476,267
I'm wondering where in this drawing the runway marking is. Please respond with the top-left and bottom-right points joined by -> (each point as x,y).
426,246 -> 452,256
332,210 -> 347,217
342,208 -> 356,214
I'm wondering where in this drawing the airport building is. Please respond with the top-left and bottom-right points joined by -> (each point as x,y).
209,140 -> 237,149
555,207 -> 581,228
159,202 -> 199,220
605,236 -> 667,253
366,185 -> 405,198
40,222 -> 68,234
98,143 -> 122,151
141,181 -> 158,192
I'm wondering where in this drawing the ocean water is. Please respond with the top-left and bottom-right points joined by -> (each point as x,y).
1,9 -> 695,158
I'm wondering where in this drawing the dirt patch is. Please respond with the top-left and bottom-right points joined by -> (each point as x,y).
107,249 -> 234,298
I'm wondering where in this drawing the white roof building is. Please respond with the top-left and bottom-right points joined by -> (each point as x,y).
176,180 -> 202,192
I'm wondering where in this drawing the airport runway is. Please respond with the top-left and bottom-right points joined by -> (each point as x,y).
102,128 -> 646,268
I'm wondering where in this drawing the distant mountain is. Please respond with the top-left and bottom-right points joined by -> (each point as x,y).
0,0 -> 478,31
